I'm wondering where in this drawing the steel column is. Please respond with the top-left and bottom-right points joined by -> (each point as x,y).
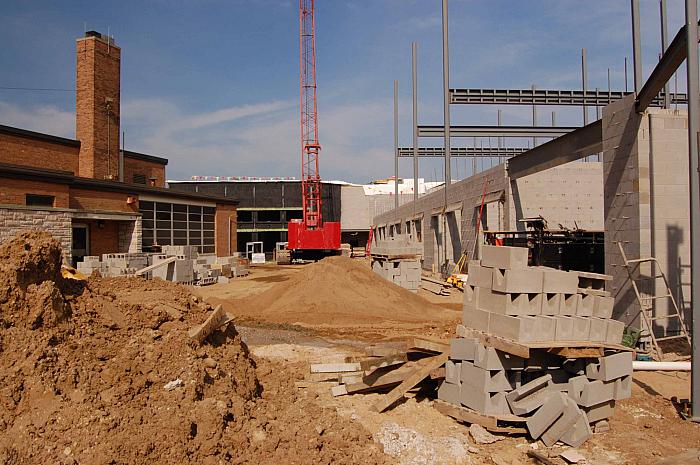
661,0 -> 671,108
685,0 -> 700,421
632,0 -> 643,93
532,84 -> 538,147
394,80 -> 399,211
412,42 -> 418,204
582,48 -> 589,125
442,0 -> 451,191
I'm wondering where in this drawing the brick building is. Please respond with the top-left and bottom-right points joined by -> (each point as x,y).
0,31 -> 237,263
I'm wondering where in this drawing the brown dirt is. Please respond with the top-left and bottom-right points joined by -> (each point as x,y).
0,232 -> 391,465
205,257 -> 457,342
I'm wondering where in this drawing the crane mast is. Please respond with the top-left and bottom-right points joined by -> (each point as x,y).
299,0 -> 322,229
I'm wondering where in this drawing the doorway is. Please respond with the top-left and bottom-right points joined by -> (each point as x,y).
72,223 -> 89,265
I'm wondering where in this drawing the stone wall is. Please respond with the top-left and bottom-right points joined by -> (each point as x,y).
118,217 -> 142,253
0,206 -> 72,261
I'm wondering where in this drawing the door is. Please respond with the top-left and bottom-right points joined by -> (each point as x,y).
72,223 -> 89,265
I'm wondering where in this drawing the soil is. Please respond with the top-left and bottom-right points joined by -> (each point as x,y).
201,257 -> 460,342
0,232 -> 390,465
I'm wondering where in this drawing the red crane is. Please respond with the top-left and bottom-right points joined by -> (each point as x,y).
285,0 -> 341,261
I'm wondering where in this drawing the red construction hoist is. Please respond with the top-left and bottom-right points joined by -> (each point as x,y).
286,0 -> 341,260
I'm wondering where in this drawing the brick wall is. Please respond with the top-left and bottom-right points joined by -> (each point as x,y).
0,206 -> 72,262
215,203 -> 237,256
76,34 -> 120,180
0,177 -> 70,208
123,156 -> 166,187
80,219 -> 119,257
69,187 -> 138,213
0,133 -> 79,174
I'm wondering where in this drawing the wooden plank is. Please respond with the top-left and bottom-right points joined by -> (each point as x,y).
187,305 -> 232,345
359,353 -> 408,371
344,365 -> 420,394
430,367 -> 446,379
527,450 -> 558,465
461,328 -> 530,358
373,353 -> 449,412
577,287 -> 611,297
310,362 -> 362,373
411,338 -> 450,354
135,256 -> 177,276
365,345 -> 408,357
575,270 -> 612,281
547,347 -> 604,358
433,400 -> 528,434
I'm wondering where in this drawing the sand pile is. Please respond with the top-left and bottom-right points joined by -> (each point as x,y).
238,256 -> 451,327
0,232 -> 388,464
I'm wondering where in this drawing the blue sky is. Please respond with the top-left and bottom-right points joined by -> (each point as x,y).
0,0 -> 690,183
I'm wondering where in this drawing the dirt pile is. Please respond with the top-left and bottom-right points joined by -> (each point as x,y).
0,233 -> 389,464
235,256 -> 452,328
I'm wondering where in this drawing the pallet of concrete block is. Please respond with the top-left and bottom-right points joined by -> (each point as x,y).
370,235 -> 422,259
76,256 -> 103,275
434,332 -> 633,447
145,254 -> 194,283
161,245 -> 197,260
371,258 -> 421,293
462,245 -> 624,348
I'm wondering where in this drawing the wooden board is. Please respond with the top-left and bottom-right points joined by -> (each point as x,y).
577,287 -> 611,297
575,270 -> 612,281
373,353 -> 448,412
433,400 -> 528,434
135,256 -> 177,276
310,362 -> 362,373
410,338 -> 450,354
461,328 -> 530,358
547,346 -> 604,358
187,305 -> 232,345
359,354 -> 407,371
365,345 -> 408,357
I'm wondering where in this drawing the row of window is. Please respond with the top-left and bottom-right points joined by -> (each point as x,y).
140,201 -> 216,254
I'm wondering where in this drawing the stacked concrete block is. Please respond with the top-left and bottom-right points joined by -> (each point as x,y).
153,257 -> 194,283
161,245 -> 197,259
370,234 -> 422,258
76,255 -> 102,275
371,256 -> 421,292
462,245 -> 626,346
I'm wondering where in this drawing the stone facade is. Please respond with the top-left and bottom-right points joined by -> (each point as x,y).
0,206 -> 72,261
118,217 -> 142,253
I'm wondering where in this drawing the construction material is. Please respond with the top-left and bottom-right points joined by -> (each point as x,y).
371,235 -> 422,292
187,305 -> 231,345
373,353 -> 448,412
633,361 -> 691,371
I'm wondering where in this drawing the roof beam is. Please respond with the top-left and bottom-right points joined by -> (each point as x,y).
417,125 -> 576,138
506,120 -> 602,179
636,21 -> 700,112
450,88 -> 687,106
397,147 -> 527,158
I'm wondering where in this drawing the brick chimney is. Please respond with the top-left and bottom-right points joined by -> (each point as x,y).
76,31 -> 120,180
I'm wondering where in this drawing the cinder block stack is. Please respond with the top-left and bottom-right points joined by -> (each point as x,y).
436,245 -> 632,447
371,235 -> 422,292
463,246 -> 623,345
76,255 -> 102,275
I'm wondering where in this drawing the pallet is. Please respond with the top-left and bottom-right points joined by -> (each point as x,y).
433,400 -> 527,434
461,327 -> 630,359
373,353 -> 448,412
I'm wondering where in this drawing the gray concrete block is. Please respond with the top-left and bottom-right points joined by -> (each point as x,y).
460,389 -> 511,416
488,313 -> 537,342
526,391 -> 568,439
596,352 -> 633,381
456,324 -> 468,337
589,317 -> 608,343
613,375 -> 632,400
575,293 -> 595,317
492,268 -> 544,293
540,268 -> 579,293
560,411 -> 593,448
450,337 -> 478,361
481,245 -> 529,270
466,264 -> 493,288
583,400 -> 615,423
438,381 -> 461,405
506,374 -> 553,415
536,315 -> 557,342
474,345 -> 525,371
478,287 -> 508,313
541,397 -> 581,447
555,316 -> 575,341
463,284 -> 480,309
606,319 -> 625,344
579,380 -> 615,407
541,293 -> 562,316
445,360 -> 461,384
572,316 -> 591,341
460,362 -> 513,393
559,294 -> 578,316
593,295 -> 614,318
462,305 -> 490,333
566,375 -> 589,404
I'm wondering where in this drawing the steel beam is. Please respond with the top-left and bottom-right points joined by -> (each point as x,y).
397,147 -> 528,158
637,21 -> 700,112
393,80 -> 398,211
449,87 -> 687,106
412,42 -> 418,204
442,0 -> 451,190
506,120 -> 602,180
418,125 -> 576,138
632,0 -> 643,93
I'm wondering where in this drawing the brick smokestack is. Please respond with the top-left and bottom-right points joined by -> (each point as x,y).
76,31 -> 120,180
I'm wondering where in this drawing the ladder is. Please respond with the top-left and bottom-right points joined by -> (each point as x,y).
617,242 -> 691,359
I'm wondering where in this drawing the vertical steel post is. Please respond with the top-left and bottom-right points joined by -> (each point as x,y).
532,84 -> 538,147
497,109 -> 503,164
442,0 -> 451,192
582,49 -> 589,126
625,56 -> 629,93
631,0 -> 643,94
661,0 -> 671,108
412,42 -> 419,205
394,80 -> 399,211
685,0 -> 700,421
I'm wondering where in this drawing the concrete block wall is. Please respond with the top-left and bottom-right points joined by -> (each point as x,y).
603,95 -> 690,334
0,206 -> 72,262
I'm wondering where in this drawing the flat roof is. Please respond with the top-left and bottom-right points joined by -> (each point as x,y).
0,124 -> 80,148
0,162 -> 237,205
122,149 -> 168,166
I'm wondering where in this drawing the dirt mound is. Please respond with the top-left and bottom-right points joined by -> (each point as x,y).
0,233 -> 389,464
236,256 -> 451,327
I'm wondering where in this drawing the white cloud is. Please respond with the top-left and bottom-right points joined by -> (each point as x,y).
0,101 -> 74,138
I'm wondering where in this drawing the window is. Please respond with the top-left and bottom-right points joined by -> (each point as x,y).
140,200 -> 216,253
133,173 -> 147,185
25,194 -> 54,207
238,211 -> 253,222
